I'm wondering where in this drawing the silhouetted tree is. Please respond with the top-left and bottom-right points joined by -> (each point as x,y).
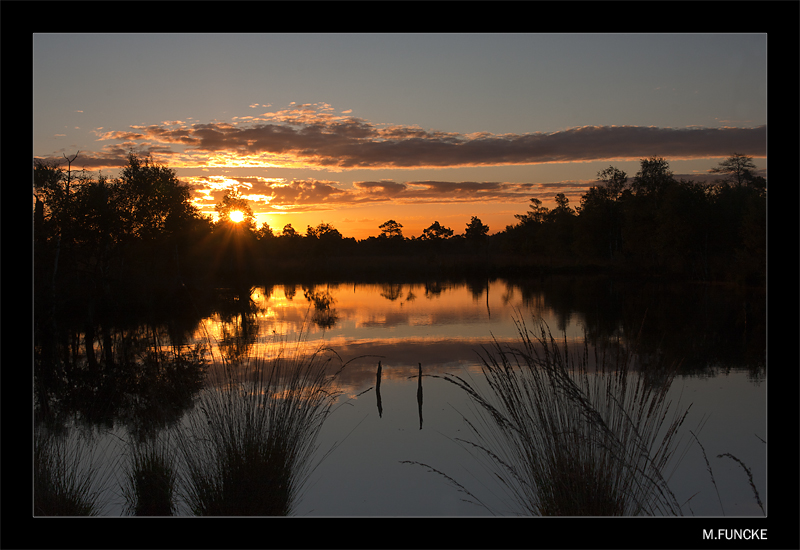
206,191 -> 258,285
616,157 -> 676,268
379,219 -> 404,240
255,222 -> 276,240
653,180 -> 713,276
281,224 -> 299,238
306,222 -> 344,257
117,152 -> 199,242
505,198 -> 551,255
306,222 -> 341,241
736,188 -> 766,284
576,179 -> 627,261
514,197 -> 549,225
545,193 -> 576,256
215,189 -> 256,231
550,193 -> 573,217
709,153 -> 766,192
706,174 -> 766,282
421,221 -> 454,240
632,156 -> 674,198
464,216 -> 489,240
33,158 -> 70,238
597,166 -> 628,198
271,223 -> 300,257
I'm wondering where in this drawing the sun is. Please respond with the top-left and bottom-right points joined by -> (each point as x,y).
230,210 -> 245,223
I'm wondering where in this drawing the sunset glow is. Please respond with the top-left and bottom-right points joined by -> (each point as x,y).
33,33 -> 767,240
30,27 -> 772,529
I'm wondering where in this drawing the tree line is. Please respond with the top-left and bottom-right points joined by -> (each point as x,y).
34,151 -> 766,297
496,154 -> 765,284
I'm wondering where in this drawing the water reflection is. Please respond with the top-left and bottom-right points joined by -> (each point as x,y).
34,318 -> 207,440
33,276 -> 765,516
303,286 -> 338,329
36,277 -> 765,434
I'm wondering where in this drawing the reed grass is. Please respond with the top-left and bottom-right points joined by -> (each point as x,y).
34,425 -> 115,516
175,334 -> 346,516
417,317 -> 691,516
717,451 -> 765,516
120,432 -> 177,515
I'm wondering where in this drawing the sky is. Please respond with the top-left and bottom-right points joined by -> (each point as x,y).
33,33 -> 767,240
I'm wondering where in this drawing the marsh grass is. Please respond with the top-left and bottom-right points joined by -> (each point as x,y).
120,433 -> 177,515
718,450 -> 765,516
688,430 -> 765,516
34,425 -> 117,516
175,334 -> 347,516
411,317 -> 691,516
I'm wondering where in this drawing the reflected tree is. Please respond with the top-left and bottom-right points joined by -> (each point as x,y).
215,287 -> 261,364
303,286 -> 338,329
379,283 -> 404,301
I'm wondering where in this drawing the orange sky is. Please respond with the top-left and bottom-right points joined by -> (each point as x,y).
34,35 -> 767,240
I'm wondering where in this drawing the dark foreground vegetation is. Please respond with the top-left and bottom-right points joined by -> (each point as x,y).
406,318 -> 765,516
34,334 -> 347,516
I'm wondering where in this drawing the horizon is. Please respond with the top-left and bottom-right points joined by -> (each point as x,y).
34,33 -> 766,240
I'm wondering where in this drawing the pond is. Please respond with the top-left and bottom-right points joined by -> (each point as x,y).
33,276 -> 766,518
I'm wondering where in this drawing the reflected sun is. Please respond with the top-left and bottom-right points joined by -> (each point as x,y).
230,210 -> 245,223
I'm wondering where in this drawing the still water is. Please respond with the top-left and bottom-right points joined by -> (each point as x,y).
40,277 -> 767,516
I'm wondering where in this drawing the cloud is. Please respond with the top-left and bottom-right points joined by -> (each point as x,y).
37,105 -> 766,216
353,180 -> 408,196
84,105 -> 765,172
182,174 -> 592,214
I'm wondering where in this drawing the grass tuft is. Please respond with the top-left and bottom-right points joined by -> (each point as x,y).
34,425 -> 115,516
120,433 -> 178,515
175,333 -> 346,516
420,316 -> 691,516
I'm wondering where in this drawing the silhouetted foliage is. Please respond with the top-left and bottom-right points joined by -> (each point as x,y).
631,156 -> 674,198
117,153 -> 200,242
464,216 -> 489,241
379,219 -> 404,240
34,151 -> 765,295
494,155 -> 764,283
421,221 -> 454,241
215,189 -> 256,231
710,153 -> 758,188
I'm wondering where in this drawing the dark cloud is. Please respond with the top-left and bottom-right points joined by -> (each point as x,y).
270,180 -> 349,206
353,180 -> 408,196
34,143 -> 177,171
49,108 -> 766,215
184,177 -> 588,211
94,112 -> 766,170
